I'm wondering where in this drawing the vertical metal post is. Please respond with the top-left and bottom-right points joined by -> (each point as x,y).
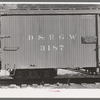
96,14 -> 100,73
0,15 -> 1,70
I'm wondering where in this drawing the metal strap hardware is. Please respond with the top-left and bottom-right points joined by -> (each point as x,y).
3,47 -> 19,51
0,35 -> 11,39
81,36 -> 97,44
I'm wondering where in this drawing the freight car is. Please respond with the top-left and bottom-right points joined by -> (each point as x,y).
1,4 -> 100,79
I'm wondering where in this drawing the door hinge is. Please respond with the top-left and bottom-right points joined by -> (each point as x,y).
0,35 -> 11,39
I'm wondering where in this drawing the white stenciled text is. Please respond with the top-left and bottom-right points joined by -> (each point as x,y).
28,34 -> 76,51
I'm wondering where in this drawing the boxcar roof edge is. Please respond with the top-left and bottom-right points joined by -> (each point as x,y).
1,9 -> 100,16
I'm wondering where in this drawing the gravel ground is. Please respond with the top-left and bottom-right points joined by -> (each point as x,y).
0,83 -> 100,89
0,69 -> 99,89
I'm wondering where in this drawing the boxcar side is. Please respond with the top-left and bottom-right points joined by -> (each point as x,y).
0,8 -> 100,78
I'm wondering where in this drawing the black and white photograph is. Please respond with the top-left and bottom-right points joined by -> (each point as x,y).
0,2 -> 100,98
